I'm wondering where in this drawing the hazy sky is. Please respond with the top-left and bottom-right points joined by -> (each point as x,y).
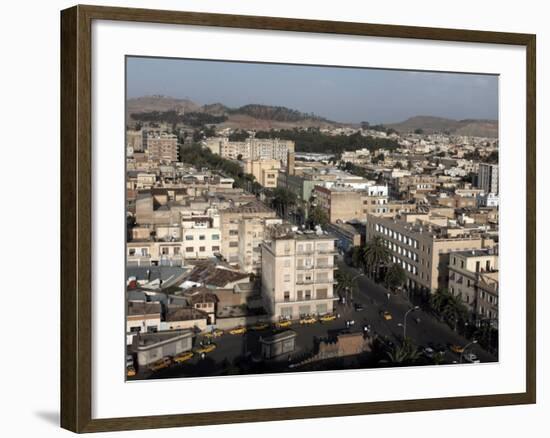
126,56 -> 498,124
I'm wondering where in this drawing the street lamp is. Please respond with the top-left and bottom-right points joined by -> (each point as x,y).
459,340 -> 478,363
402,306 -> 420,339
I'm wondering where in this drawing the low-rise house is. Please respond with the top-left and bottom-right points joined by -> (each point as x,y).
126,301 -> 161,345
160,305 -> 209,332
132,329 -> 193,368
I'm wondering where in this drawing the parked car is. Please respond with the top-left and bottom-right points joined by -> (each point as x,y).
194,344 -> 216,354
203,329 -> 224,339
422,347 -> 435,358
463,353 -> 480,363
229,326 -> 247,335
148,357 -> 172,372
126,366 -> 136,377
450,344 -> 465,354
173,351 -> 194,364
250,321 -> 269,331
381,311 -> 392,321
275,319 -> 292,329
319,314 -> 337,322
300,316 -> 317,325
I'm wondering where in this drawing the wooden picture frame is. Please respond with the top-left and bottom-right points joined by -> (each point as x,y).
60,4 -> 536,433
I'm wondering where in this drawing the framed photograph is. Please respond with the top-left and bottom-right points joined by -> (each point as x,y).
60,4 -> 536,433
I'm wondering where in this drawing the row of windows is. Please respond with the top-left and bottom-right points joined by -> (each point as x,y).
375,224 -> 419,249
185,234 -> 220,241
391,255 -> 418,275
384,239 -> 419,262
185,246 -> 220,253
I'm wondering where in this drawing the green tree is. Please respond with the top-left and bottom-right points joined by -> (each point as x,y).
382,338 -> 421,366
384,263 -> 407,290
429,288 -> 469,331
363,236 -> 391,280
268,187 -> 297,219
308,206 -> 329,228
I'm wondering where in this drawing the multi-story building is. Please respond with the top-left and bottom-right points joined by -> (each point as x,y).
219,201 -> 278,266
243,159 -> 281,188
145,132 -> 178,162
365,213 -> 495,293
478,163 -> 499,194
204,137 -> 295,165
313,185 -> 389,223
181,215 -> 222,260
238,217 -> 283,274
448,249 -> 499,327
261,228 -> 338,321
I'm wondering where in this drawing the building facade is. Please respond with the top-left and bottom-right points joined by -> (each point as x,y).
478,163 -> 499,194
261,230 -> 338,321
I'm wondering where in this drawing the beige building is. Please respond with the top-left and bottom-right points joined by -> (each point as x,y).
261,229 -> 338,321
126,301 -> 161,345
313,186 -> 389,223
204,137 -> 295,165
366,213 -> 495,293
243,159 -> 281,188
219,201 -> 277,266
448,249 -> 499,326
146,133 -> 178,162
238,217 -> 283,274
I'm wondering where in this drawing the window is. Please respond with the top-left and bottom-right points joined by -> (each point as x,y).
161,247 -> 169,255
199,246 -> 206,252
283,291 -> 290,302
141,248 -> 148,256
297,290 -> 303,301
185,247 -> 194,253
229,241 -> 238,247
212,234 -> 220,240
199,235 -> 206,241
129,248 -> 136,256
173,247 -> 180,255
305,290 -> 312,300
316,288 -> 328,299
185,235 -> 194,241
130,326 -> 141,333
212,246 -> 220,251
229,230 -> 238,236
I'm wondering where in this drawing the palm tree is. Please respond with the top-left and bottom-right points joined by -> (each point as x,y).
363,236 -> 391,281
335,270 -> 355,303
383,338 -> 421,366
429,288 -> 469,331
269,187 -> 297,219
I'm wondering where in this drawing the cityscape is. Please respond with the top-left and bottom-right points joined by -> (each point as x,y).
125,57 -> 499,380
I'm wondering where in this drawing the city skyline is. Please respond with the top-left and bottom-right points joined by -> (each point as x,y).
127,56 -> 499,125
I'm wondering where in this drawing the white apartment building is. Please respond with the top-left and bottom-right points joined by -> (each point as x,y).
181,214 -> 222,260
261,230 -> 338,321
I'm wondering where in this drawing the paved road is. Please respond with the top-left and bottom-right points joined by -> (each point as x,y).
336,261 -> 497,364
131,261 -> 496,380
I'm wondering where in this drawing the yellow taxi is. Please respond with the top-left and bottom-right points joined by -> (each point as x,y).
148,357 -> 172,372
229,326 -> 247,335
203,329 -> 224,339
299,316 -> 317,325
126,366 -> 136,377
319,314 -> 336,323
250,321 -> 269,331
275,319 -> 292,329
173,351 -> 194,364
382,311 -> 393,321
194,343 -> 217,354
450,344 -> 465,354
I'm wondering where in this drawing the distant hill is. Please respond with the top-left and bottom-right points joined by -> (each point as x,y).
387,116 -> 498,138
126,95 -> 344,129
